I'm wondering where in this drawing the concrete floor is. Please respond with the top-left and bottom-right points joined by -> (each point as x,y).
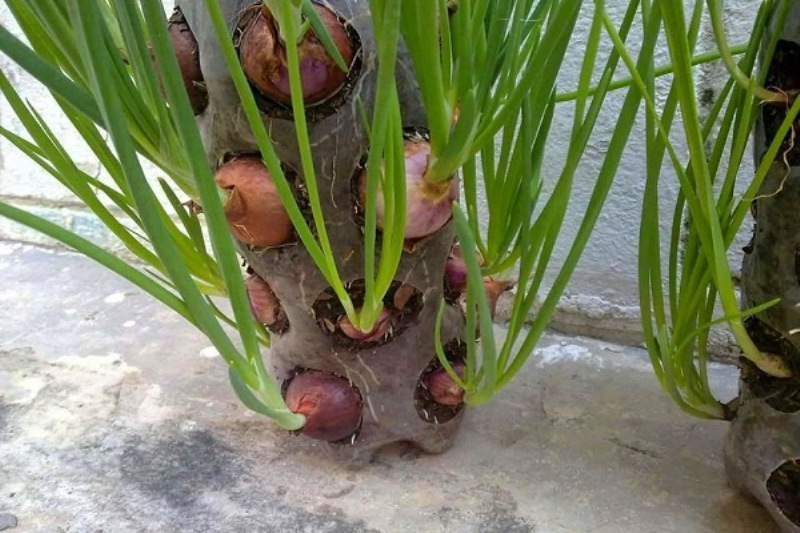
0,241 -> 780,532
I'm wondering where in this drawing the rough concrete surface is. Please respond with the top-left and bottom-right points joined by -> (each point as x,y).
0,242 -> 779,532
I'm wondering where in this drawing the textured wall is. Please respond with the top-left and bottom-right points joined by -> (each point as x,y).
0,2 -> 761,349
0,1 -> 174,253
517,1 -> 758,349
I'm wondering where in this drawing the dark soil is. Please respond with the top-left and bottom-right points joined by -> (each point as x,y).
232,1 -> 363,122
267,311 -> 290,335
795,244 -> 800,284
741,359 -> 800,413
741,318 -> 800,413
767,459 -> 800,526
414,339 -> 467,424
762,40 -> 800,165
312,278 -> 424,349
443,279 -> 463,303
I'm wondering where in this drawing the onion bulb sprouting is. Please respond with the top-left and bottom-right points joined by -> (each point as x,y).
168,8 -> 208,114
214,156 -> 293,247
245,273 -> 285,329
358,140 -> 459,241
484,278 -> 515,320
444,245 -> 468,297
472,278 -> 515,338
285,371 -> 363,442
238,3 -> 355,106
425,362 -> 466,407
337,306 -> 392,342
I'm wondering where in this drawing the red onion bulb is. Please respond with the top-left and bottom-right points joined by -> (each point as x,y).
425,363 -> 466,406
214,156 -> 293,247
484,278 -> 515,320
472,278 -> 515,338
285,371 -> 362,442
444,245 -> 468,296
359,140 -> 459,240
239,4 -> 354,105
338,306 -> 392,342
168,8 -> 208,114
245,273 -> 282,326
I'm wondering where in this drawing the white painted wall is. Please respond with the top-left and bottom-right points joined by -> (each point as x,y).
0,2 -> 761,350
495,0 -> 759,353
0,1 -> 176,253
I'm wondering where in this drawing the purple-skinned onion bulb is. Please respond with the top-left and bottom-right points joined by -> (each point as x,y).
284,370 -> 363,442
245,273 -> 284,327
168,8 -> 208,114
338,306 -> 392,342
444,245 -> 468,296
358,140 -> 459,240
425,362 -> 466,407
238,3 -> 355,106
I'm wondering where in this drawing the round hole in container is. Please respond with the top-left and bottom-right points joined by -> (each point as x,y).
244,269 -> 289,335
233,1 -> 363,121
767,458 -> 800,526
742,317 -> 800,413
312,279 -> 424,349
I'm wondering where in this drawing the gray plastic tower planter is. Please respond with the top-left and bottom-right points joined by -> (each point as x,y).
725,3 -> 800,530
178,0 -> 467,467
